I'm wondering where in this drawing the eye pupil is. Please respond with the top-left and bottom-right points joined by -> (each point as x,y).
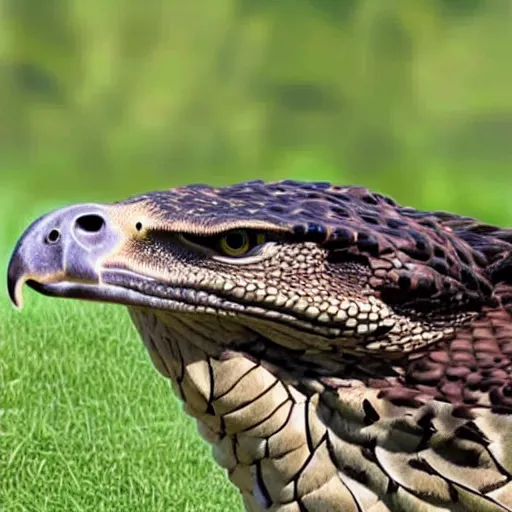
225,232 -> 246,250
218,230 -> 252,256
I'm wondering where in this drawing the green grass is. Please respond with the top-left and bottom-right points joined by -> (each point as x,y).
0,292 -> 242,511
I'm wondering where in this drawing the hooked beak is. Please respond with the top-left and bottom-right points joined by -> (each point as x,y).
7,204 -> 125,308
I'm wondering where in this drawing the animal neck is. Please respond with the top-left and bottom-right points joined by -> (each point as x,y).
128,307 -> 378,509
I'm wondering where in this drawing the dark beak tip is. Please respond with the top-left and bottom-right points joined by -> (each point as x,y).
7,281 -> 17,307
7,253 -> 25,309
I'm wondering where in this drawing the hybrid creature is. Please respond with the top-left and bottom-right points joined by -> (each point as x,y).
7,180 -> 512,511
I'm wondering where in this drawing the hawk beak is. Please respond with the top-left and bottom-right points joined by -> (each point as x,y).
7,204 -> 123,309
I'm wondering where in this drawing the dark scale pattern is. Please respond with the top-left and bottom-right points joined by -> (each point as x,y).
402,305 -> 512,409
126,181 -> 506,307
123,180 -> 512,411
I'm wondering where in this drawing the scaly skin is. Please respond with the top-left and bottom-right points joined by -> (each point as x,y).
7,180 -> 512,511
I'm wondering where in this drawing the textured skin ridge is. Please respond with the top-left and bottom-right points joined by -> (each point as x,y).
126,180 -> 510,306
10,180 -> 512,511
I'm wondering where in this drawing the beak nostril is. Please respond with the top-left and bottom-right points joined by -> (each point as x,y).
75,214 -> 105,233
46,229 -> 61,244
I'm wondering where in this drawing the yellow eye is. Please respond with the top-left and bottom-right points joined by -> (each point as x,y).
256,233 -> 266,246
219,230 -> 251,256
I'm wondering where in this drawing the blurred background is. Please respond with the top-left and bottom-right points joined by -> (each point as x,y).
2,0 -> 512,233
2,3 -> 512,509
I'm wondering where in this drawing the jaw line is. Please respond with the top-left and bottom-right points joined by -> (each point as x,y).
27,278 -> 180,310
26,268 -> 344,338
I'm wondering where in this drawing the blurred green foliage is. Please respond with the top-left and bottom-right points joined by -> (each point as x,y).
1,3 -> 512,510
1,0 -> 511,224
